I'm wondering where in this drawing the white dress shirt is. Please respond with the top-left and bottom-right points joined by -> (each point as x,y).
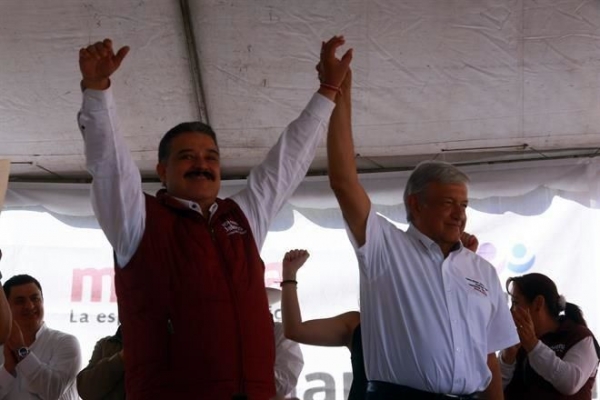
499,336 -> 600,395
349,209 -> 519,395
0,323 -> 81,400
78,87 -> 334,267
273,322 -> 304,397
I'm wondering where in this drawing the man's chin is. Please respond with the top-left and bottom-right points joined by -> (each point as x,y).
17,319 -> 41,329
181,191 -> 218,204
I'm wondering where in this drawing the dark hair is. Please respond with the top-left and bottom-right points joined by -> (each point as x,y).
158,122 -> 218,163
506,273 -> 587,327
3,274 -> 43,299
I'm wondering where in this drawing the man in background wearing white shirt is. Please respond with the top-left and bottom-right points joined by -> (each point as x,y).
0,274 -> 81,400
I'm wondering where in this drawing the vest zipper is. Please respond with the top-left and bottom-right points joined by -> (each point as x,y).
209,220 -> 246,397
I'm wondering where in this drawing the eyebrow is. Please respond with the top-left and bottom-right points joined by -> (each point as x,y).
441,196 -> 468,202
13,294 -> 40,300
176,148 -> 220,156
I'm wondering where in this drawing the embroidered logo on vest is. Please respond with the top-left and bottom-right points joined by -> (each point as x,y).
222,219 -> 247,235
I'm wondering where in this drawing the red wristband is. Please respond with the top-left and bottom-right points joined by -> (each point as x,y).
320,83 -> 342,95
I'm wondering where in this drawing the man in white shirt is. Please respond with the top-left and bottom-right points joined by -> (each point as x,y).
77,37 -> 351,399
0,274 -> 81,400
326,72 -> 519,399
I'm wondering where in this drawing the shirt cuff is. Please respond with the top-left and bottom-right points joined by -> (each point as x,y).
305,92 -> 336,121
16,351 -> 41,377
81,86 -> 115,112
0,365 -> 15,383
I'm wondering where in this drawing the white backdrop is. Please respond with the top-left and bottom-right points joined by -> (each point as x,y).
1,157 -> 600,399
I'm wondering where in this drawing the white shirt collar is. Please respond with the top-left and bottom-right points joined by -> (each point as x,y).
406,224 -> 463,253
34,321 -> 47,341
171,196 -> 218,217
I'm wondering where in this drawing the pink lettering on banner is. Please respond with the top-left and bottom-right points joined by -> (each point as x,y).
71,268 -> 117,303
264,262 -> 282,287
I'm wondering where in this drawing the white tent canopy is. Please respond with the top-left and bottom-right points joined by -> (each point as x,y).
2,0 -> 600,181
2,1 -> 600,398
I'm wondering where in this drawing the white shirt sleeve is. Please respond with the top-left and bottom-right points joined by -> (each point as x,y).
527,336 -> 599,395
230,93 -> 335,250
0,358 -> 17,398
486,271 -> 520,353
497,350 -> 516,389
273,322 -> 304,397
17,334 -> 82,400
78,87 -> 145,268
351,208 -> 390,280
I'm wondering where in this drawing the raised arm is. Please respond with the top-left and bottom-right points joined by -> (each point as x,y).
231,36 -> 352,250
327,69 -> 370,247
526,336 -> 600,395
280,250 -> 358,348
78,39 -> 145,268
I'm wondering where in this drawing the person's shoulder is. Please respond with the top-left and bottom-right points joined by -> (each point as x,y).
563,319 -> 594,337
371,212 -> 409,236
461,248 -> 495,270
457,249 -> 503,287
98,334 -> 119,344
44,326 -> 80,344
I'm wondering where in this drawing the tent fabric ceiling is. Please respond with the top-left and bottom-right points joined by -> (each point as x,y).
2,0 -> 600,182
6,156 -> 600,217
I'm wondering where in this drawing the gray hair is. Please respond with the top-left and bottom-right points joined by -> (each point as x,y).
403,161 -> 470,222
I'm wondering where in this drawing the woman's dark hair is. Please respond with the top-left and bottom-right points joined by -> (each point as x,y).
506,273 -> 587,327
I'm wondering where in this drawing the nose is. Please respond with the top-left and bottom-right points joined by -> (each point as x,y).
23,299 -> 35,310
451,204 -> 466,220
192,155 -> 207,169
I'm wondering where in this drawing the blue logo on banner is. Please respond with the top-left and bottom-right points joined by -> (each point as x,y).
477,242 -> 535,274
506,243 -> 536,273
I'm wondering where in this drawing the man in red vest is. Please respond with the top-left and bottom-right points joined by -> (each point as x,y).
77,36 -> 351,400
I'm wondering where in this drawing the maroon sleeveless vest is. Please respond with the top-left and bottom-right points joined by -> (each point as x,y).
115,191 -> 275,400
505,319 -> 598,400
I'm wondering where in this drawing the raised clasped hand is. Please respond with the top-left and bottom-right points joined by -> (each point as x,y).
317,35 -> 353,89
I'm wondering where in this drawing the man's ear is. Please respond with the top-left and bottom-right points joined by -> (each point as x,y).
407,194 -> 422,220
156,162 -> 167,186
